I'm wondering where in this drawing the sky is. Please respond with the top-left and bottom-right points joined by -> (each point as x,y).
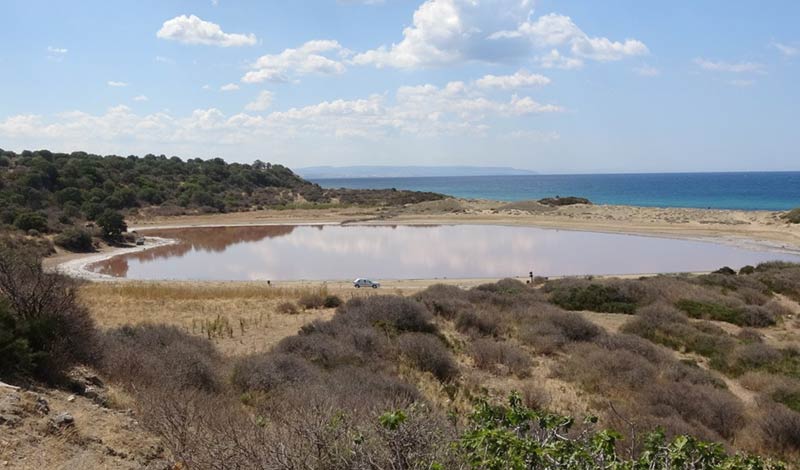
1,0 -> 798,173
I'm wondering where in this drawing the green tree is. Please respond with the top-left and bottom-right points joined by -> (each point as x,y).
13,212 -> 48,232
96,209 -> 127,239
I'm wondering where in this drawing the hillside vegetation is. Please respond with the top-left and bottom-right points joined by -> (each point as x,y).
0,149 -> 444,249
3,237 -> 800,467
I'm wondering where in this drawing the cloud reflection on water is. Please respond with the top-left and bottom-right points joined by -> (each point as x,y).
90,225 -> 800,281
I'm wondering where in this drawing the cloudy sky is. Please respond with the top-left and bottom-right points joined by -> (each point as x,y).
1,0 -> 798,173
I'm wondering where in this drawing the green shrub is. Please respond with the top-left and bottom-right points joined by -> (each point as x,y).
13,211 -> 48,233
0,244 -> 98,383
675,299 -> 742,324
550,283 -> 636,313
54,228 -> 94,252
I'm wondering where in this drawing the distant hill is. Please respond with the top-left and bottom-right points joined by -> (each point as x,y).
297,165 -> 537,179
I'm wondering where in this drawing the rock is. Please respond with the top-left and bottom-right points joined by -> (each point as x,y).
67,395 -> 76,403
34,396 -> 50,415
0,393 -> 23,427
50,412 -> 75,429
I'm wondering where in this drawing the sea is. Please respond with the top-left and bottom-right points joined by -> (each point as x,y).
311,172 -> 800,211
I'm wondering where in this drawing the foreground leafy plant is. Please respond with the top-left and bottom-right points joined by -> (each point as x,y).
458,393 -> 784,470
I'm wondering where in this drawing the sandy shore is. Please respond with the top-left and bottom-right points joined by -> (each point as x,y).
46,199 -> 800,283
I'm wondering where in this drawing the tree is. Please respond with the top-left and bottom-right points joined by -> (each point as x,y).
13,211 -> 48,233
96,209 -> 127,240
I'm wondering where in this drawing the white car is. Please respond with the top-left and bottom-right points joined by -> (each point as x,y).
353,278 -> 380,289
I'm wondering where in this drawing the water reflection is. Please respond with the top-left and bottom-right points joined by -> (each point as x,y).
89,224 -> 800,281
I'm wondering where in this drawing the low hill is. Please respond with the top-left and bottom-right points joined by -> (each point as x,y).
0,149 -> 445,250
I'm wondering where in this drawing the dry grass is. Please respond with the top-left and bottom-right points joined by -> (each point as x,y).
79,282 -> 344,356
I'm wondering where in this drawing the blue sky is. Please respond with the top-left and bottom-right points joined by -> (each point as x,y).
1,0 -> 798,173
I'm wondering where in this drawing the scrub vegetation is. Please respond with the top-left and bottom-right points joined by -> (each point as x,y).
3,239 -> 800,467
0,149 -> 445,250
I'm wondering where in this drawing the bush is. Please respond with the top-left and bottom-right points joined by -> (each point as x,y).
298,292 -> 325,309
397,332 -> 459,382
0,244 -> 98,382
336,296 -> 437,335
101,323 -> 221,392
275,333 -> 362,369
54,228 -> 94,252
455,310 -> 501,337
470,338 -> 532,377
13,211 -> 48,233
276,301 -> 299,314
758,404 -> 800,453
517,305 -> 601,353
323,294 -> 343,308
549,283 -> 636,314
782,207 -> 800,224
232,353 -> 320,392
415,284 -> 471,319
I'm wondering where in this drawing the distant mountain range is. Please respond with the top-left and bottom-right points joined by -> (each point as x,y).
297,166 -> 538,179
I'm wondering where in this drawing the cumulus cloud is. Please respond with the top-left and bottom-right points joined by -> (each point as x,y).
0,78 -> 562,146
157,14 -> 257,47
220,83 -> 240,91
245,91 -> 274,111
107,81 -> 128,87
352,1 -> 646,69
536,49 -> 583,69
476,70 -> 550,90
693,58 -> 765,73
242,40 -> 349,83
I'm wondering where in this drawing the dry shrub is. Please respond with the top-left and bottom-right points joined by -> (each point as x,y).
397,332 -> 459,382
231,353 -> 320,393
275,333 -> 363,369
335,295 -> 437,335
732,343 -> 783,371
520,382 -> 551,410
517,304 -> 601,353
415,284 -> 471,319
100,323 -> 222,393
470,338 -> 532,377
754,263 -> 800,301
276,300 -> 299,314
455,309 -> 501,337
757,403 -> 800,454
298,292 -> 325,309
323,294 -> 343,308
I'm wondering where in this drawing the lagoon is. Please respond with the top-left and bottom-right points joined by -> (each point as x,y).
87,224 -> 800,281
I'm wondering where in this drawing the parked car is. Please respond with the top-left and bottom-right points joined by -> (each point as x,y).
353,278 -> 380,288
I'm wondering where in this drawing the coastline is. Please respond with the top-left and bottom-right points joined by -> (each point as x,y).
44,199 -> 800,283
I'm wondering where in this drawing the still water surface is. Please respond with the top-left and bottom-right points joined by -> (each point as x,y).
89,225 -> 800,281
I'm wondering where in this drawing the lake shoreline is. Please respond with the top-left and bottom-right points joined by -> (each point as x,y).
45,199 -> 800,283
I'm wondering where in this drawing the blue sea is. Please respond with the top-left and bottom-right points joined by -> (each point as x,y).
312,172 -> 800,211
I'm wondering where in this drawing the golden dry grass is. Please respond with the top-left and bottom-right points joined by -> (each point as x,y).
79,282 -> 348,356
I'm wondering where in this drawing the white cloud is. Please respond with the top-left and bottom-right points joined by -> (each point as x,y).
107,81 -> 128,87
771,41 -> 798,57
155,55 -> 174,64
537,49 -> 583,69
47,46 -> 68,54
202,84 -> 211,90
633,64 -> 660,77
693,58 -> 765,73
245,91 -> 274,111
495,13 -> 648,61
0,79 -> 562,146
156,14 -> 257,47
243,40 -> 348,83
353,1 -> 646,69
220,83 -> 240,91
476,70 -> 550,90
133,95 -> 149,102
